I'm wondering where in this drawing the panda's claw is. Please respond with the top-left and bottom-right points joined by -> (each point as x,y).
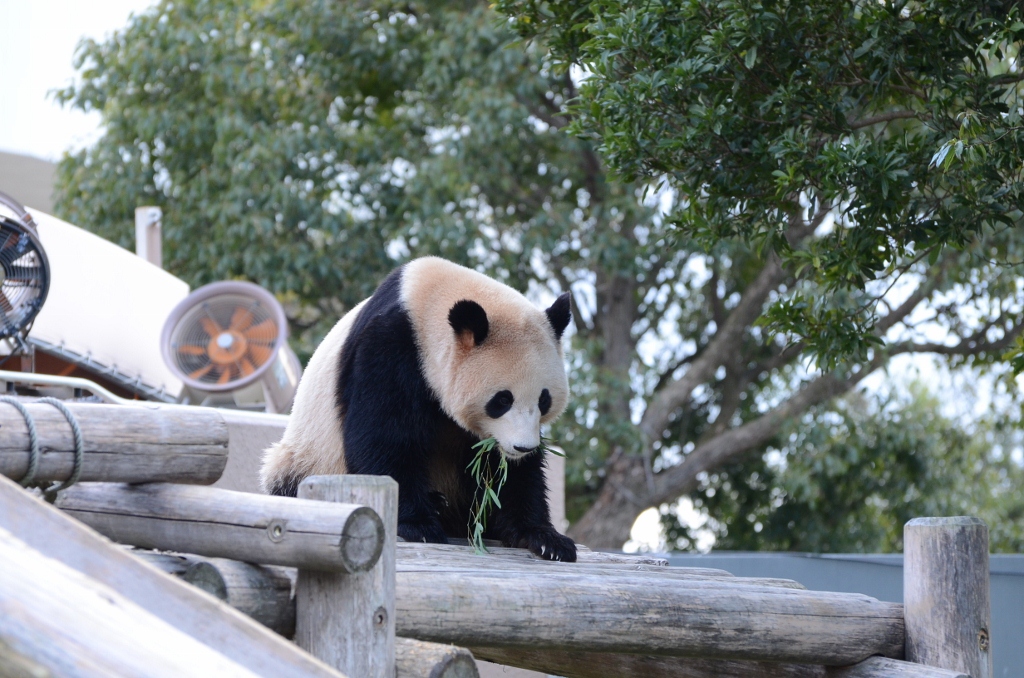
398,518 -> 449,545
516,527 -> 577,562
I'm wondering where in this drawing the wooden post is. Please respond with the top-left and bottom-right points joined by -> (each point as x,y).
904,517 -> 992,678
296,475 -> 398,678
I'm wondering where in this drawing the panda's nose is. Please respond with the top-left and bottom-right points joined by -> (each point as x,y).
514,445 -> 537,453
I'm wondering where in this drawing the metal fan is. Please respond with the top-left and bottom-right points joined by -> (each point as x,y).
0,191 -> 49,343
161,281 -> 301,412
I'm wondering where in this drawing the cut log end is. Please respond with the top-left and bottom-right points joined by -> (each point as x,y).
341,506 -> 386,573
396,638 -> 479,678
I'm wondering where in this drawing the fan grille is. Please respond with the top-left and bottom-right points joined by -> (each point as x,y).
0,218 -> 49,339
168,293 -> 280,388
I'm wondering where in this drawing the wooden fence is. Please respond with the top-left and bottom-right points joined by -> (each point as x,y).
0,400 -> 993,677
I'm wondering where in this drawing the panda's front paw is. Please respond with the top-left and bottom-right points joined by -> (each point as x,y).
398,518 -> 449,544
516,527 -> 577,562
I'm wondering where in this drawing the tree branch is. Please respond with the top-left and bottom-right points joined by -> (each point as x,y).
639,255 -> 787,442
649,361 -> 881,505
849,110 -> 919,129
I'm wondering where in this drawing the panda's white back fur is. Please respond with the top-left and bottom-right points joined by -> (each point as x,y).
259,257 -> 569,494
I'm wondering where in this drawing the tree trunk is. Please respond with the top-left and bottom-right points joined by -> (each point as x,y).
568,454 -> 647,548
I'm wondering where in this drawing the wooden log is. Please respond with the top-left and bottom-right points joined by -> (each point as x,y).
57,482 -> 384,572
826,656 -> 968,677
0,524 -> 260,677
0,401 -> 228,485
297,475 -> 398,678
396,638 -> 479,678
904,517 -> 993,678
395,570 -> 904,665
400,542 -> 706,570
0,475 -> 344,678
132,550 -> 298,637
470,647 -> 825,677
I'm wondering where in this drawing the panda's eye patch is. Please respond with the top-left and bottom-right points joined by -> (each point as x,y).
486,390 -> 514,418
538,389 -> 552,416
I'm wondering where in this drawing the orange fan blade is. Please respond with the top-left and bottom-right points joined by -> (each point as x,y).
217,366 -> 234,385
189,364 -> 214,380
0,291 -> 12,314
239,358 -> 256,377
229,307 -> 254,332
177,345 -> 207,356
247,343 -> 272,365
200,316 -> 222,337
244,319 -> 277,342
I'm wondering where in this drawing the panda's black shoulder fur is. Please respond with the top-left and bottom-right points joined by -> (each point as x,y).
331,263 -> 575,561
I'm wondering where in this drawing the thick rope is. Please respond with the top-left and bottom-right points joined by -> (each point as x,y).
0,396 -> 40,487
39,397 -> 85,493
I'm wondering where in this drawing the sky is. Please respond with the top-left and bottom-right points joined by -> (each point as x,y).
0,0 -> 156,161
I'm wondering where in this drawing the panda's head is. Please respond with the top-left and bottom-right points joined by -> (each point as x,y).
445,292 -> 571,461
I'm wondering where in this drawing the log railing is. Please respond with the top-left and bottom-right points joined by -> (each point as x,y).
0,400 -> 994,678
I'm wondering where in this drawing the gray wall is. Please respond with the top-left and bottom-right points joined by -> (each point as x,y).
667,552 -> 1024,677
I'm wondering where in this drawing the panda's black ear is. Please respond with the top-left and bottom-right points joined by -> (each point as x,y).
545,292 -> 572,340
449,300 -> 489,347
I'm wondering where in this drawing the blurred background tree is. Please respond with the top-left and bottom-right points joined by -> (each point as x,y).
56,0 -> 1024,550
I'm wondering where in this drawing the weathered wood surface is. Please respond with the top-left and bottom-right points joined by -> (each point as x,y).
826,656 -> 969,677
396,638 -> 479,678
904,517 -> 992,678
0,524 -> 259,678
424,541 -> 671,567
134,551 -> 297,637
297,475 -> 398,678
471,647 -> 825,677
396,570 -> 904,665
0,474 -> 346,678
57,481 -> 384,572
0,401 -> 228,484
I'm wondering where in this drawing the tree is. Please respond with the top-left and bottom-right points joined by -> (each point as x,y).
57,0 -> 1024,548
665,384 -> 1024,553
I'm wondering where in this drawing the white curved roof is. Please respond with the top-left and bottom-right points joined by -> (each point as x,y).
27,208 -> 189,399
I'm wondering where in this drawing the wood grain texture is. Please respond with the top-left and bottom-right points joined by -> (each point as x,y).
826,656 -> 969,678
0,525 -> 259,678
297,475 -> 398,678
0,401 -> 228,484
904,517 -> 992,678
57,482 -> 383,572
395,571 -> 904,665
470,647 -> 825,677
0,474 -> 345,678
396,638 -> 479,678
133,550 -> 297,636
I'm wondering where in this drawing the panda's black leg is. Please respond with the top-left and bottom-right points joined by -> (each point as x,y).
342,417 -> 449,544
489,452 -> 577,562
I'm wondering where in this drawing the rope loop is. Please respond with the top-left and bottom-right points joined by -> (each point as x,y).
39,397 -> 85,493
0,396 -> 85,492
0,396 -> 41,486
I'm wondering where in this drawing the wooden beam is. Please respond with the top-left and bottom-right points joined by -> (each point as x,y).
904,517 -> 992,678
0,474 -> 345,678
470,646 -> 824,677
57,482 -> 384,572
0,524 -> 260,677
0,401 -> 228,485
396,638 -> 479,678
395,570 -> 904,665
296,475 -> 399,678
826,656 -> 968,677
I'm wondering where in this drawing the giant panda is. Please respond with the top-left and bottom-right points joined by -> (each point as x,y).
261,256 -> 577,562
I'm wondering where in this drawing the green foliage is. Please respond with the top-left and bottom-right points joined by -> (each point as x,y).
499,0 -> 1024,369
466,437 -> 508,554
663,384 -> 1024,553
